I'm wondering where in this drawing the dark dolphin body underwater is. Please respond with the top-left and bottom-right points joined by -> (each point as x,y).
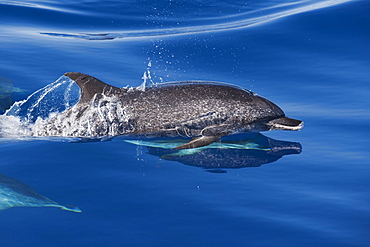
37,72 -> 303,149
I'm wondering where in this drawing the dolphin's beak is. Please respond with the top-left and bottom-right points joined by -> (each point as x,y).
267,117 -> 303,131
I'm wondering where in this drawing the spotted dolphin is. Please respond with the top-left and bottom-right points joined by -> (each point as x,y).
40,72 -> 303,149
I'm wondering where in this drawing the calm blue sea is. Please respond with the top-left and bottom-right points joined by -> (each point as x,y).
1,0 -> 369,246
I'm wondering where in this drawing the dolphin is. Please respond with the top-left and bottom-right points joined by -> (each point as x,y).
0,174 -> 81,212
38,72 -> 303,149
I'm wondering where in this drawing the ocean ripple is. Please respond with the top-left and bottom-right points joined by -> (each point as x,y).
39,0 -> 354,40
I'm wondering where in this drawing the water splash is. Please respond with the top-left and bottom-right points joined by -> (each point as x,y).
0,69 -> 157,139
31,92 -> 130,137
5,76 -> 80,122
0,76 -> 80,138
138,59 -> 156,91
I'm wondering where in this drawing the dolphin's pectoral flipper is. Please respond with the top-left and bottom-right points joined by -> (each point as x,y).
201,124 -> 234,136
175,135 -> 221,149
175,124 -> 234,149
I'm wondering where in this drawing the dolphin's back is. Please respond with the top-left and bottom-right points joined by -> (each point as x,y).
125,81 -> 285,135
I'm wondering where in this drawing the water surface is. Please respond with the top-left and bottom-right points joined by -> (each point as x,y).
1,0 -> 369,246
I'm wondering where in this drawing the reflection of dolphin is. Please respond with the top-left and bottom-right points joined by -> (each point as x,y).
0,174 -> 81,212
37,72 -> 303,149
126,133 -> 302,170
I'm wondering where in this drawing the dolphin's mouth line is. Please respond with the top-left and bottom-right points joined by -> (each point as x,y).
266,117 -> 304,131
270,122 -> 304,131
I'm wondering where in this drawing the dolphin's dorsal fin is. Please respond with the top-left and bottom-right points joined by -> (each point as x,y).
64,72 -> 125,104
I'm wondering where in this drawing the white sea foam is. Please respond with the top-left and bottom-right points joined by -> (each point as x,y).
0,114 -> 31,138
0,93 -> 131,139
31,91 -> 131,137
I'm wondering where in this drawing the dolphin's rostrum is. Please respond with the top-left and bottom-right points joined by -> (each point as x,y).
39,72 -> 303,149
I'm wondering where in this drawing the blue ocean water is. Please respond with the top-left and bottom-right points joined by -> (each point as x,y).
1,0 -> 369,246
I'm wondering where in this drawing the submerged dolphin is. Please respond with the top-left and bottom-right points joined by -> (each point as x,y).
0,174 -> 80,212
38,72 -> 303,149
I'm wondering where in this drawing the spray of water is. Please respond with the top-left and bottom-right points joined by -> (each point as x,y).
0,76 -> 80,138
